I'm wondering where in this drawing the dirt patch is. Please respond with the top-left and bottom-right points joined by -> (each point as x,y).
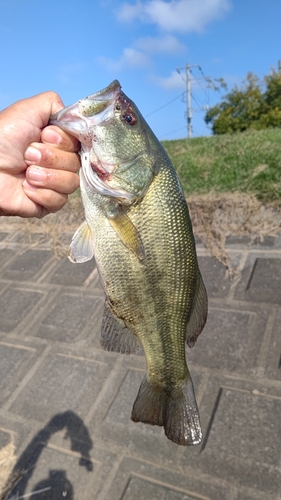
187,191 -> 281,271
0,196 -> 84,258
0,192 -> 280,272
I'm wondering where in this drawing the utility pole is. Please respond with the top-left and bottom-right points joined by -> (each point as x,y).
177,63 -> 198,139
186,64 -> 192,139
278,60 -> 281,74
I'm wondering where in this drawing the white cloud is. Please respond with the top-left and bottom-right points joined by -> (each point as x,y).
135,34 -> 185,54
123,48 -> 150,67
151,70 -> 186,90
98,48 -> 150,72
151,69 -> 205,90
102,0 -> 232,78
98,35 -> 185,74
117,0 -> 144,22
117,0 -> 232,33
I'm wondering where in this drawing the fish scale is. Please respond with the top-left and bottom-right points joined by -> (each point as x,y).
50,80 -> 208,445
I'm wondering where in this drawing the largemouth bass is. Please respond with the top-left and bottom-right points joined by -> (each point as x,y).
50,80 -> 208,446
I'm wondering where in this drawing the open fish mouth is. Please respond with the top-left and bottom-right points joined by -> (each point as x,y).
50,80 -> 136,202
49,80 -> 122,144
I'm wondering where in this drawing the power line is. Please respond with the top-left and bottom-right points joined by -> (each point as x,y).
146,92 -> 185,118
144,64 -> 224,139
160,126 -> 187,139
191,69 -> 210,106
190,92 -> 203,110
177,63 -> 226,137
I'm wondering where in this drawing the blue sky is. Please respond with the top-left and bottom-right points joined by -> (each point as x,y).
1,0 -> 280,140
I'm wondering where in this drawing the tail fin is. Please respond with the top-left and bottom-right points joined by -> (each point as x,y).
131,376 -> 202,446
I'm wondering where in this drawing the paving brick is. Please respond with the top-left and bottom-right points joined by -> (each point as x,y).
0,342 -> 35,404
8,231 -> 46,245
46,256 -> 96,286
198,256 -> 231,298
102,456 -> 230,500
121,476 -> 203,500
1,225 -> 281,499
5,410 -> 117,500
31,292 -> 103,343
226,235 -> 277,247
0,412 -> 32,451
235,255 -> 281,304
263,308 -> 281,381
92,365 -> 202,464
0,285 -> 43,332
85,269 -> 104,294
188,305 -> 268,373
0,428 -> 11,448
0,232 -> 9,242
0,248 -> 17,271
1,249 -> 53,281
84,300 -> 105,349
195,384 -> 281,495
94,367 -> 177,460
10,445 -> 95,499
10,350 -> 114,423
237,494 -> 266,500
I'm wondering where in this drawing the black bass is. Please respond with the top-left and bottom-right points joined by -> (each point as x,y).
50,80 -> 207,446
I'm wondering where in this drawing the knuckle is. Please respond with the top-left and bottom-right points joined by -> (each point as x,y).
47,193 -> 67,213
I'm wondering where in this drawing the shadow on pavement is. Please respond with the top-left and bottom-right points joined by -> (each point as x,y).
4,410 -> 93,499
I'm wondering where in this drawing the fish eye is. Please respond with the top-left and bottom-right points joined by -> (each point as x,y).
124,113 -> 136,125
116,104 -> 121,110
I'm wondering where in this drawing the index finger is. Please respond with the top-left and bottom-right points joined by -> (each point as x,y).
41,125 -> 80,153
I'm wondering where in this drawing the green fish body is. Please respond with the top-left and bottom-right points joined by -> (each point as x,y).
50,81 -> 208,446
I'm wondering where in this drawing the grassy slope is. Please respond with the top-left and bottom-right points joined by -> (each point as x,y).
162,128 -> 281,204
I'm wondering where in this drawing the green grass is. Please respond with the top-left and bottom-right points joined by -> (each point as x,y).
162,128 -> 281,203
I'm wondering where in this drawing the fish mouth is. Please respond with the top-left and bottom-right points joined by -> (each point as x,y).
90,159 -> 115,181
49,80 -> 139,203
49,80 -> 121,145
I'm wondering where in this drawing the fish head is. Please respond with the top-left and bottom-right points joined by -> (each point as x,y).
50,80 -> 159,204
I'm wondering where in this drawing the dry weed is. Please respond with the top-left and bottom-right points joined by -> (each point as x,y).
0,439 -> 19,500
0,197 -> 84,258
0,192 -> 280,273
187,191 -> 281,272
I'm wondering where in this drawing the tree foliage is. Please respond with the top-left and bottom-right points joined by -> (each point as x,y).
205,70 -> 281,134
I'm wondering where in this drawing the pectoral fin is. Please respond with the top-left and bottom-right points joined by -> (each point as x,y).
108,213 -> 145,261
68,221 -> 94,263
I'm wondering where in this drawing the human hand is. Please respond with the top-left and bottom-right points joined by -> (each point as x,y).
0,91 -> 80,218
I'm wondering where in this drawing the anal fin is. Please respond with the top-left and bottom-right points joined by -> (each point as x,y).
101,301 -> 141,354
186,271 -> 208,348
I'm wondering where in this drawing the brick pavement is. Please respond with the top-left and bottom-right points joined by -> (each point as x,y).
0,227 -> 280,500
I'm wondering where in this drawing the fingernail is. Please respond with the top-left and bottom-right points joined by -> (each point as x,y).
27,166 -> 47,184
43,128 -> 62,144
24,146 -> 42,164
